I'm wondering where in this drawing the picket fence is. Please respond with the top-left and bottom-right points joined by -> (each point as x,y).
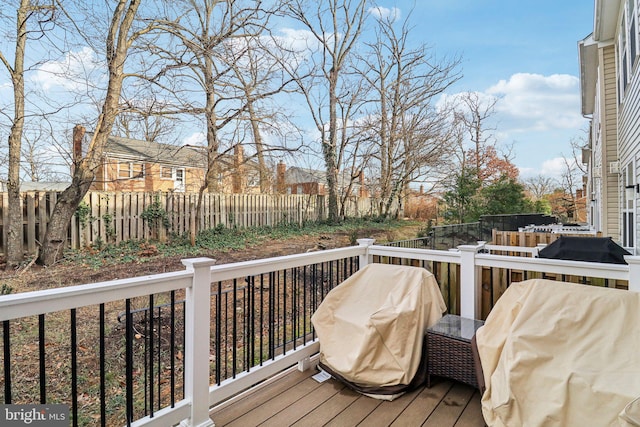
0,191 -> 379,255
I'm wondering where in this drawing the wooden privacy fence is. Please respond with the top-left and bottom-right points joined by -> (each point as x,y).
492,230 -> 602,247
0,191 -> 379,255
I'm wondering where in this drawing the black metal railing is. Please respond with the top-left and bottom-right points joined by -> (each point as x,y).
209,257 -> 359,384
106,256 -> 361,421
1,247 -> 632,426
383,237 -> 431,249
1,290 -> 185,427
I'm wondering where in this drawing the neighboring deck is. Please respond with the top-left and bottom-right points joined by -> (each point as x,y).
210,366 -> 485,427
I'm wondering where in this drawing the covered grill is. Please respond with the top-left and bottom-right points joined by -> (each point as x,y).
537,236 -> 630,264
311,263 -> 446,400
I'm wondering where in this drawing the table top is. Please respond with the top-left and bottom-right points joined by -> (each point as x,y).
427,314 -> 484,342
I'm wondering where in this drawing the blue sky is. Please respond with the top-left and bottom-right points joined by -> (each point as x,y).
0,1 -> 595,183
384,0 -> 594,179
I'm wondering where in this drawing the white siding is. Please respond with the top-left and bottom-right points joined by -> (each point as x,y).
601,45 -> 621,241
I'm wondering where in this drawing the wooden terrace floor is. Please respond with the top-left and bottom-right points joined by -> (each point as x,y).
210,366 -> 485,426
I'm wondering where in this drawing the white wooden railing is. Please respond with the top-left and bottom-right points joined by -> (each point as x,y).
1,239 -> 640,426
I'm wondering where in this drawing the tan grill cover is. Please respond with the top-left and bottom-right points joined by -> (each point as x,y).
476,279 -> 640,427
311,263 -> 446,387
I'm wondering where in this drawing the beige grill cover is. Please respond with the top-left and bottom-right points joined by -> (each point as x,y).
476,279 -> 640,427
311,263 -> 446,387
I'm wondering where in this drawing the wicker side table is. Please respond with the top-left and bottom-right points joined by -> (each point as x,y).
426,314 -> 484,389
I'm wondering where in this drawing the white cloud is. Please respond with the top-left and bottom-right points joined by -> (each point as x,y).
439,73 -> 588,179
276,28 -> 322,53
182,132 -> 206,147
31,46 -> 104,92
519,156 -> 576,181
487,73 -> 584,132
369,6 -> 401,21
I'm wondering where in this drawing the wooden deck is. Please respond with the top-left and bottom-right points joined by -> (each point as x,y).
210,366 -> 485,426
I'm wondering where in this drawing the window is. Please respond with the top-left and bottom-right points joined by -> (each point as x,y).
631,1 -> 637,66
160,166 -> 173,179
618,0 -> 640,101
619,12 -> 629,99
131,163 -> 144,178
623,161 -> 636,250
118,162 -> 130,179
118,162 -> 145,179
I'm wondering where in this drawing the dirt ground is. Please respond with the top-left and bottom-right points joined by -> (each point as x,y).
1,222 -> 423,294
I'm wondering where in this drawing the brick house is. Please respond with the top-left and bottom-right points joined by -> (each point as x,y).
275,161 -> 369,197
73,125 -> 260,193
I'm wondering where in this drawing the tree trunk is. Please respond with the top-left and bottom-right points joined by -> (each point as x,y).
247,101 -> 271,193
325,67 -> 340,223
38,0 -> 140,266
39,172 -> 93,266
4,0 -> 29,268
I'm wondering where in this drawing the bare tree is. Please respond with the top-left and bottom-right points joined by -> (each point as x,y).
39,0 -> 151,266
21,123 -> 67,181
359,10 -> 461,218
225,35 -> 300,193
555,154 -> 583,222
336,81 -> 371,218
524,174 -> 557,201
0,0 -> 57,267
285,0 -> 368,222
453,91 -> 501,184
114,100 -> 179,144
146,0 -> 288,237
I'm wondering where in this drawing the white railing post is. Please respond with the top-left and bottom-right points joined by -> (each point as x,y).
181,258 -> 217,427
625,256 -> 640,292
357,238 -> 376,267
458,242 -> 485,319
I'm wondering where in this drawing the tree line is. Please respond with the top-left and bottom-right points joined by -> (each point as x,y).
0,0 -> 583,268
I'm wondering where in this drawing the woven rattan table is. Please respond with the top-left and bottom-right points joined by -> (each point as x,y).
426,314 -> 484,389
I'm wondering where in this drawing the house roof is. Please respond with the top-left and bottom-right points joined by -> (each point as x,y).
105,135 -> 207,168
578,34 -> 598,116
285,167 -> 326,185
0,181 -> 71,192
594,0 -> 622,42
284,166 -> 363,190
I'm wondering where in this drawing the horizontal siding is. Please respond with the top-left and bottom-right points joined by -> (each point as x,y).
602,45 -> 619,239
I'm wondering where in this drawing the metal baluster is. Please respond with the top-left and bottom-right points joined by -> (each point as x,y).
232,279 -> 237,378
259,274 -> 264,365
100,304 -> 106,427
38,314 -> 46,403
156,304 -> 161,411
269,271 -> 275,360
283,269 -> 287,353
70,309 -> 78,427
170,292 -> 176,406
148,294 -> 154,417
125,299 -> 134,426
3,320 -> 10,404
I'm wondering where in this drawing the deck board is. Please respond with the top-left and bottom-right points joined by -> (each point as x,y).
422,383 -> 477,427
218,374 -> 322,426
455,390 -> 485,427
260,380 -> 346,427
389,381 -> 452,426
209,368 -> 486,427
292,387 -> 361,426
323,394 -> 382,427
358,387 -> 424,427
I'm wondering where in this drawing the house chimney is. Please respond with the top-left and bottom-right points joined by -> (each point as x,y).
276,161 -> 286,194
232,144 -> 246,193
73,124 -> 86,161
358,171 -> 367,197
